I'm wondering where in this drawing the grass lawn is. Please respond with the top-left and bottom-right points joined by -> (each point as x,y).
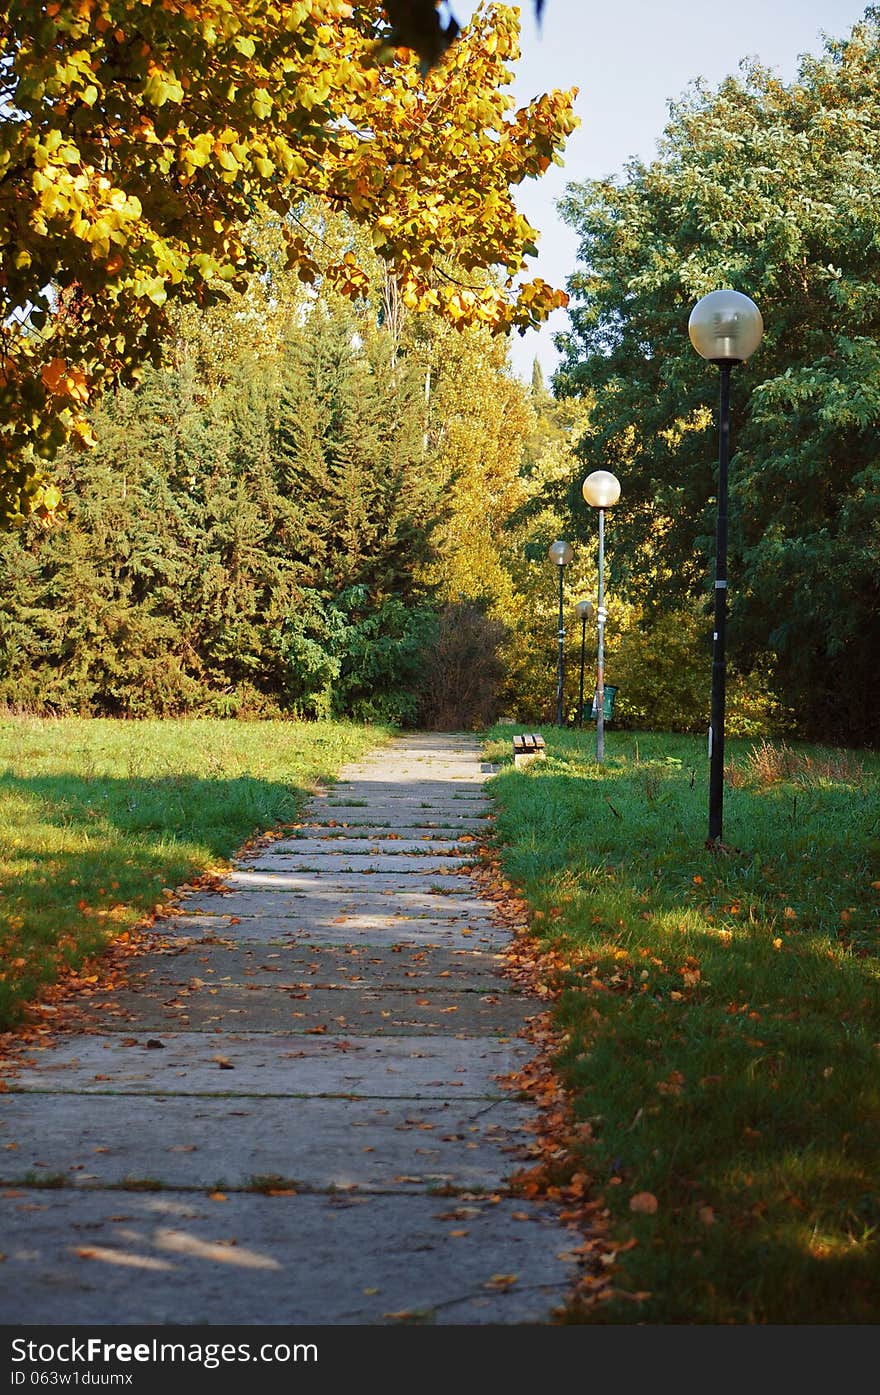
484,724 -> 880,1324
0,715 -> 387,1029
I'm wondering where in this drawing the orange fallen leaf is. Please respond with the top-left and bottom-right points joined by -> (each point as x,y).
208,1192 -> 228,1202
629,1192 -> 659,1215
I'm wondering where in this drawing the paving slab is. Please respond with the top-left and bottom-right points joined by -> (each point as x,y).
280,833 -> 482,847
324,785 -> 488,800
79,983 -> 535,1036
0,1190 -> 578,1325
242,851 -> 471,872
6,1032 -> 532,1098
290,821 -> 490,837
303,806 -> 491,825
220,869 -> 469,893
152,914 -> 507,949
179,888 -> 494,918
0,1095 -> 534,1190
105,944 -> 511,991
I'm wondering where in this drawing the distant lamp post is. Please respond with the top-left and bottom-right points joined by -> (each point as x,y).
575,599 -> 594,729
688,288 -> 763,847
581,471 -> 621,762
548,539 -> 574,727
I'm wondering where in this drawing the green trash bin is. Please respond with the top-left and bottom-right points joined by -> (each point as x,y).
588,685 -> 617,722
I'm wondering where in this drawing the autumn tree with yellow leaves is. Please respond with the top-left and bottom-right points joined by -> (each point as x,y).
0,0 -> 577,523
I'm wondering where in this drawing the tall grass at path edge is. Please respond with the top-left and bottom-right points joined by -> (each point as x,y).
484,724 -> 880,1324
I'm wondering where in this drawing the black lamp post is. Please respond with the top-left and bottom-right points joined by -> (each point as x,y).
688,289 -> 763,847
575,599 -> 594,728
548,539 -> 574,727
581,471 -> 621,762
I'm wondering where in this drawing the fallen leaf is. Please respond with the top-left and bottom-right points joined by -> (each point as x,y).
484,1273 -> 518,1290
629,1192 -> 659,1215
208,1192 -> 228,1202
213,1055 -> 234,1069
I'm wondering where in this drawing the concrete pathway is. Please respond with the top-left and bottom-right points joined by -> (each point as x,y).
0,733 -> 578,1325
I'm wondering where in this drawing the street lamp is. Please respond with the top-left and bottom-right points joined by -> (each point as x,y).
548,539 -> 574,727
581,471 -> 620,762
688,288 -> 763,847
575,599 -> 594,728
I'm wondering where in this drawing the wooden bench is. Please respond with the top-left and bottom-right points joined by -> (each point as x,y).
512,732 -> 546,769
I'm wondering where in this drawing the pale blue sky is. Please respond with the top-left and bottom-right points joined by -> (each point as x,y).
448,0 -> 871,381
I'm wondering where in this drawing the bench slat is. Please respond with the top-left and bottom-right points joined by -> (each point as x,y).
513,732 -> 546,757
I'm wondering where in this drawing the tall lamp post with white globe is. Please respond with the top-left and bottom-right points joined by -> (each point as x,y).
547,539 -> 574,727
688,289 -> 763,847
581,471 -> 621,762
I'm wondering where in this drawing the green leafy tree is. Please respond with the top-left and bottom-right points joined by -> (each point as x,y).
555,8 -> 880,743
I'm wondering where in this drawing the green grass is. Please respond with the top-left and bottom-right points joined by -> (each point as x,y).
0,715 -> 388,1028
484,724 -> 880,1324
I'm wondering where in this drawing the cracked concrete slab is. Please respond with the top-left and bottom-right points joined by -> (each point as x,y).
75,983 -> 536,1036
0,1095 -> 534,1191
303,806 -> 491,825
0,1190 -> 578,1325
219,869 -> 470,893
154,912 -> 507,949
178,888 -> 495,919
290,821 -> 490,837
240,851 -> 472,872
6,1032 -> 532,1098
275,837 -> 479,852
103,944 -> 512,991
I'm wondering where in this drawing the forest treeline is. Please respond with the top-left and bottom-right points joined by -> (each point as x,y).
2,9 -> 878,742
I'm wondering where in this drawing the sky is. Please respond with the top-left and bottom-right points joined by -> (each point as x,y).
446,0 -> 871,382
